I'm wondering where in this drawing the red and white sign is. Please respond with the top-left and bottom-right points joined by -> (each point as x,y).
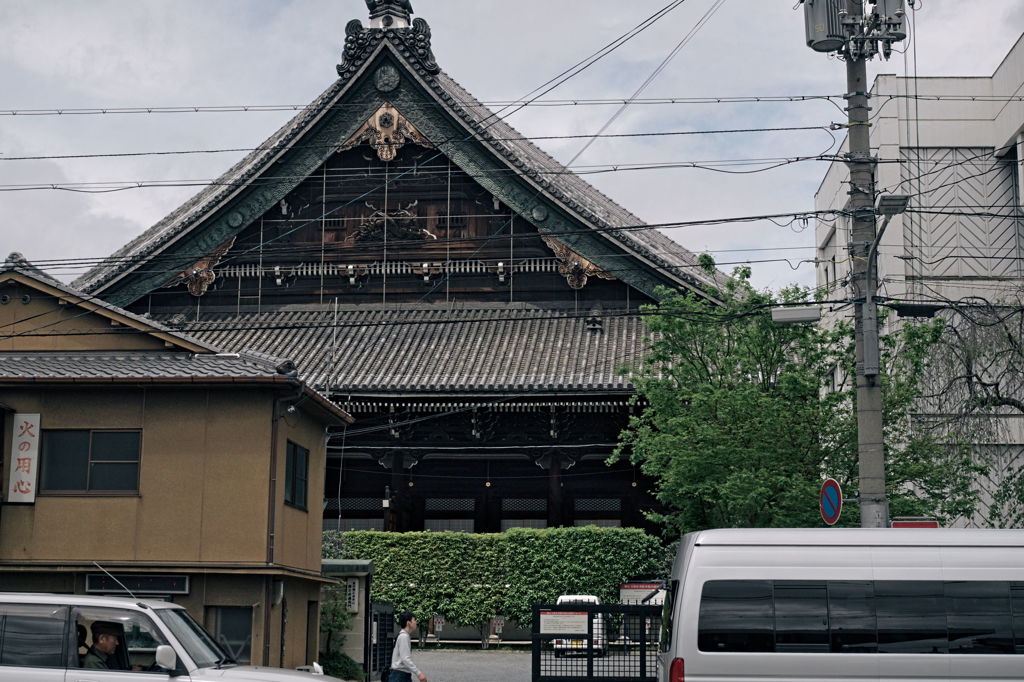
891,519 -> 939,528
7,413 -> 40,504
620,582 -> 665,605
539,611 -> 588,635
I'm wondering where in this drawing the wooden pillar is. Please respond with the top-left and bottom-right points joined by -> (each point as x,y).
547,453 -> 563,528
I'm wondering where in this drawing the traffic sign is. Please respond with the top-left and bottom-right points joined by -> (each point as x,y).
820,478 -> 843,526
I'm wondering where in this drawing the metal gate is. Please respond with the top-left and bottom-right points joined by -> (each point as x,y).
532,603 -> 661,682
366,601 -> 395,681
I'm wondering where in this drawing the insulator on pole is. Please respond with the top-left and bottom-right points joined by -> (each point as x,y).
802,0 -> 847,53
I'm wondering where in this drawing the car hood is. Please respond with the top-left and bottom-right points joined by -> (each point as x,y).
190,665 -> 344,682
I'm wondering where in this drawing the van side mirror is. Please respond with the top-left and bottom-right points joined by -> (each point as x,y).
154,645 -> 177,673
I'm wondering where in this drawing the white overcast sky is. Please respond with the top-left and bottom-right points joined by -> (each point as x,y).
2,0 -> 1023,291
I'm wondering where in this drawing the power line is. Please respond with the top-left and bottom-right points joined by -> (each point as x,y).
0,155 -> 833,193
8,94 -> 1024,119
0,125 -> 832,163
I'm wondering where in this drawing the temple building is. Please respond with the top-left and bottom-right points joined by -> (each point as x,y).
74,1 -> 726,533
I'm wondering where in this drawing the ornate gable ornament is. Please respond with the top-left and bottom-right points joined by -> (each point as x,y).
340,103 -> 433,162
338,1 -> 438,81
348,200 -> 437,244
166,236 -> 236,297
541,235 -> 616,290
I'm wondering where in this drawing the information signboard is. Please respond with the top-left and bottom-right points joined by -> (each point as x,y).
7,413 -> 40,504
538,611 -> 588,635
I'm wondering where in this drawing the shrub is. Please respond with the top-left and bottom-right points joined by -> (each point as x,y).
324,526 -> 663,628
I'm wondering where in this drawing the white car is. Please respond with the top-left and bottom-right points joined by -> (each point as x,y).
551,594 -> 607,657
0,592 -> 341,681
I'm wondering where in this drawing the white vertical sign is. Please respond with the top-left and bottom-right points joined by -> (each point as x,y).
8,413 -> 40,503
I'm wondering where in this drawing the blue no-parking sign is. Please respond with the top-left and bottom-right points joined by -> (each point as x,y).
820,478 -> 843,526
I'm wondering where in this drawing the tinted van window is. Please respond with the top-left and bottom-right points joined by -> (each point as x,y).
698,580 -> 1023,655
0,603 -> 68,668
774,582 -> 829,652
828,581 -> 877,653
946,581 -> 1013,654
875,581 -> 947,654
698,580 -> 774,652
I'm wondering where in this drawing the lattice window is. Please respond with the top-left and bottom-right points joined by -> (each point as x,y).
574,498 -> 622,513
502,498 -> 547,513
424,519 -> 474,533
324,497 -> 382,512
501,519 -> 547,531
425,497 -> 475,512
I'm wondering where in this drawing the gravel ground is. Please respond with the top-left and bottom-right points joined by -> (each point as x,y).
412,649 -> 532,682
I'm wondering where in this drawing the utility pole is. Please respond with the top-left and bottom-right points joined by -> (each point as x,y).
802,0 -> 908,527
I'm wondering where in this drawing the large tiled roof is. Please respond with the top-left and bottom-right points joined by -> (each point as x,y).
0,350 -> 296,382
158,305 -> 650,394
73,15 -> 728,297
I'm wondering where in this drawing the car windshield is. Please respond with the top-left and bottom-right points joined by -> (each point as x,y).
156,608 -> 234,668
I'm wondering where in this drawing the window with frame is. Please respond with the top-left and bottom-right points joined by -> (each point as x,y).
285,441 -> 309,510
205,606 -> 252,665
0,603 -> 68,669
40,430 -> 141,493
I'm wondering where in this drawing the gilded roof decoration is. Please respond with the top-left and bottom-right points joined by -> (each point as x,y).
340,103 -> 433,162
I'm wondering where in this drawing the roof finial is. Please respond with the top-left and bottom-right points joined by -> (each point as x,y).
366,0 -> 413,29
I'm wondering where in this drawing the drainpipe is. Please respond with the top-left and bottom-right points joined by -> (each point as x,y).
264,378 -> 305,665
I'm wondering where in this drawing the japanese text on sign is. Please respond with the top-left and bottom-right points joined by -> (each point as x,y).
539,611 -> 588,635
7,413 -> 40,503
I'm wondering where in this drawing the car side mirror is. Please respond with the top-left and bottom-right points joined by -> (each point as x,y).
154,645 -> 177,672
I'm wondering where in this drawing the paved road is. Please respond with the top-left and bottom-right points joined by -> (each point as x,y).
414,649 -> 532,682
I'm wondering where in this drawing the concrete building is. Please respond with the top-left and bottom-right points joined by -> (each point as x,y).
815,35 -> 1024,526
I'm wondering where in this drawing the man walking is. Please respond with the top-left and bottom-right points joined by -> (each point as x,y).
390,611 -> 427,682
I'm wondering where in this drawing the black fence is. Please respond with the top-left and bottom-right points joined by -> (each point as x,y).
367,601 -> 395,680
531,603 -> 662,682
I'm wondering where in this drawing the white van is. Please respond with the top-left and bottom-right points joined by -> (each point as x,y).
0,592 -> 340,681
659,528 -> 1024,682
552,594 -> 607,656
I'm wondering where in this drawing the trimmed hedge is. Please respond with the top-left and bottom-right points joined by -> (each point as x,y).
323,526 -> 663,627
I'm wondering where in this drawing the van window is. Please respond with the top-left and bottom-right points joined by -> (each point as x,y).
828,581 -> 876,653
1012,586 -> 1024,654
698,580 -> 774,652
0,603 -> 68,668
875,581 -> 947,654
946,581 -> 1013,654
774,582 -> 829,652
698,580 -> 1023,655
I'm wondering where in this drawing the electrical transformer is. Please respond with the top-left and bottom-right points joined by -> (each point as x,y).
803,0 -> 846,53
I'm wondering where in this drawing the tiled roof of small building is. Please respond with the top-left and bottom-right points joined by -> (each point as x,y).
0,350 -> 297,382
159,305 -> 650,394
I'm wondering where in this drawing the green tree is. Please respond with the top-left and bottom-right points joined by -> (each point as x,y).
614,269 -> 979,535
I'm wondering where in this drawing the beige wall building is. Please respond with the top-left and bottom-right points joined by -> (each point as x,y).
814,36 -> 1024,526
0,253 -> 352,669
